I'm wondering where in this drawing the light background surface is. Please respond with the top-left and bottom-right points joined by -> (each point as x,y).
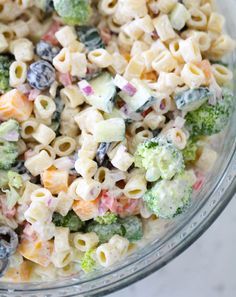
108,197 -> 236,297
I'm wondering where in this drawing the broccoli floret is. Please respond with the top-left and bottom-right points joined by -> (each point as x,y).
144,172 -> 193,219
53,0 -> 91,25
0,55 -> 13,93
0,141 -> 18,170
80,249 -> 96,273
182,138 -> 199,163
8,171 -> 23,189
52,210 -> 85,232
118,216 -> 143,242
86,222 -> 123,243
185,88 -> 234,136
0,120 -> 20,142
134,136 -> 184,182
94,212 -> 117,225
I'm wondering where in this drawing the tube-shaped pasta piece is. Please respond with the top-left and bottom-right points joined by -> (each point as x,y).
51,249 -> 74,268
0,89 -> 33,122
96,243 -> 120,267
60,85 -> 85,108
196,147 -> 217,172
9,38 -> 34,62
9,61 -> 27,87
99,0 -> 118,15
123,174 -> 147,199
55,26 -> 77,47
166,128 -> 187,150
88,49 -> 113,68
53,48 -> 71,73
212,64 -> 233,85
187,7 -> 207,30
21,118 -> 39,140
25,150 -> 53,176
181,63 -> 205,88
55,192 -> 73,217
52,136 -> 77,157
34,95 -> 56,120
54,227 -> 71,253
73,232 -> 99,252
152,14 -> 176,42
33,144 -> 56,160
152,51 -> 177,73
75,158 -> 98,179
32,124 -> 56,146
75,178 -> 102,201
109,235 -> 129,257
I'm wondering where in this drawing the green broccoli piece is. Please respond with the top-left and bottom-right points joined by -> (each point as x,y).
0,141 -> 18,170
52,210 -> 85,232
53,0 -> 91,25
0,119 -> 20,142
185,88 -> 234,136
144,172 -> 193,219
118,216 -> 143,242
134,136 -> 184,182
8,171 -> 23,189
86,222 -> 123,243
0,55 -> 13,93
94,212 -> 117,225
182,138 -> 199,163
80,249 -> 96,273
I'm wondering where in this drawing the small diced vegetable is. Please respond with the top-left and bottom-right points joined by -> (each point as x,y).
94,212 -> 117,225
76,26 -> 104,51
41,167 -> 68,195
0,55 -> 13,93
94,118 -> 126,143
80,249 -> 96,273
52,210 -> 85,232
118,216 -> 143,242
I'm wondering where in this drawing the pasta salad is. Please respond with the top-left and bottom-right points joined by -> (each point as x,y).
0,0 -> 235,281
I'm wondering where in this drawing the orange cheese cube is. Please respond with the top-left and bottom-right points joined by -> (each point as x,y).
4,261 -> 33,282
18,239 -> 53,267
41,167 -> 69,194
72,199 -> 99,221
0,89 -> 33,122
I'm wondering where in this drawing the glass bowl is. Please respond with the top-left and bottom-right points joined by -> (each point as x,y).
1,1 -> 236,296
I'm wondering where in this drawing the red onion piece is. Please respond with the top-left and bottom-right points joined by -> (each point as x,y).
78,80 -> 94,96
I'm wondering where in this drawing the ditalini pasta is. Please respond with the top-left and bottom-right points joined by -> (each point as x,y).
0,0 -> 235,282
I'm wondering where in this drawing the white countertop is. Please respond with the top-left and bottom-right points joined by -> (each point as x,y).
109,197 -> 236,297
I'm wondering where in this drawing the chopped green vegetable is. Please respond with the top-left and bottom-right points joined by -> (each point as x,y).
52,210 -> 85,232
175,87 -> 213,112
86,222 -> 123,243
0,55 -> 13,93
0,170 -> 9,188
94,212 -> 117,225
80,249 -> 96,273
0,119 -> 20,142
53,0 -> 91,25
8,171 -> 23,189
144,172 -> 193,219
185,88 -> 234,136
118,216 -> 143,242
134,136 -> 184,182
182,138 -> 199,163
5,186 -> 20,210
0,141 -> 19,170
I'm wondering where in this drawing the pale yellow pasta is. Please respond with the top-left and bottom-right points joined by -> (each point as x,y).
109,235 -> 129,257
169,39 -> 184,63
179,37 -> 202,63
189,31 -> 211,52
96,243 -> 120,267
52,136 -> 77,157
132,130 -> 153,147
157,0 -> 178,13
181,62 -> 205,88
0,1 -> 22,22
155,72 -> 183,95
122,19 -> 143,40
9,38 -> 34,61
131,41 -> 149,57
187,7 -> 208,30
152,50 -> 177,73
88,49 -> 113,68
74,157 -> 98,179
54,227 -> 71,253
144,112 -> 166,130
137,15 -> 155,34
60,85 -> 85,108
18,181 -> 40,205
67,178 -> 81,200
73,232 -> 99,252
142,49 -> 159,72
20,118 -> 38,140
110,52 -> 128,74
33,144 -> 56,160
74,107 -> 104,135
70,52 -> 87,77
17,139 -> 27,155
99,0 -> 118,15
196,147 -> 217,172
55,192 -> 74,217
49,81 -> 59,99
9,61 -> 27,87
200,3 -> 212,17
75,178 -> 102,201
118,31 -> 134,51
51,249 -> 74,268
107,17 -> 122,34
212,64 -> 233,85
166,128 -> 187,150
94,167 -> 110,186
124,55 -> 145,80
207,12 -> 225,33
32,124 -> 56,146
128,121 -> 148,136
0,33 -> 8,53
34,95 -> 56,120
30,188 -> 53,204
152,15 -> 176,42
24,201 -> 52,224
111,145 -> 134,171
209,34 -> 236,60
55,26 -> 77,47
78,133 -> 99,160
0,23 -> 14,42
9,20 -> 29,38
57,263 -> 78,278
53,48 -> 71,73
60,106 -> 80,137
15,0 -> 33,9
183,0 -> 201,8
25,150 -> 53,176
123,174 -> 147,199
